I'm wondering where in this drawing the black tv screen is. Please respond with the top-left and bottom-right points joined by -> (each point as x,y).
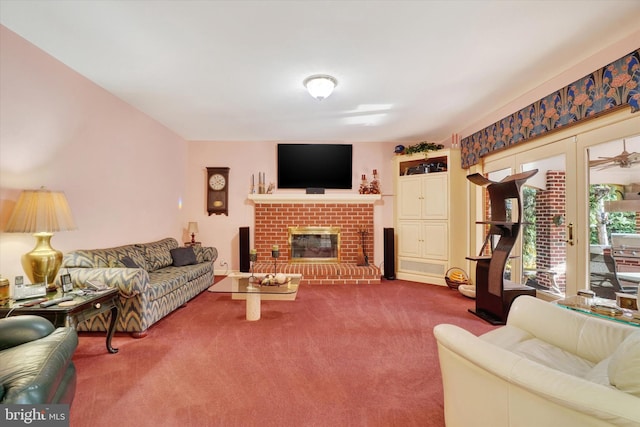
277,144 -> 353,189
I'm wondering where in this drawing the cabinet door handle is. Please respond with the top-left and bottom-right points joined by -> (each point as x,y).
565,222 -> 574,246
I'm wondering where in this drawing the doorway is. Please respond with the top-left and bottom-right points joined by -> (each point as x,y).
475,110 -> 640,300
483,139 -> 573,298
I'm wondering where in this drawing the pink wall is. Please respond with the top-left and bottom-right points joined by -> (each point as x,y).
0,25 -> 397,283
184,141 -> 397,272
0,26 -> 188,282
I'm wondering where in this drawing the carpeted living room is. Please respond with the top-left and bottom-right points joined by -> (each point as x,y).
1,2 -> 640,427
71,278 -> 495,427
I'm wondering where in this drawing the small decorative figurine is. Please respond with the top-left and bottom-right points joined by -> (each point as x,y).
359,174 -> 370,194
369,169 -> 380,194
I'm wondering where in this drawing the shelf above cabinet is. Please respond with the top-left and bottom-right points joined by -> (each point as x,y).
398,155 -> 448,176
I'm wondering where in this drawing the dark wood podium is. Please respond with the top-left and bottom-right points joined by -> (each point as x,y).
466,170 -> 538,325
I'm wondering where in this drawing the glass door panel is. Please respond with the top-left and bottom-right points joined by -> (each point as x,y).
587,135 -> 640,300
520,154 -> 567,296
482,137 -> 573,298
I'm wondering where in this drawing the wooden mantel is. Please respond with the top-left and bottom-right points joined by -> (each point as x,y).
247,193 -> 381,204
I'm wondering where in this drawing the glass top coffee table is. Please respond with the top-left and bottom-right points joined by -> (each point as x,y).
208,272 -> 302,321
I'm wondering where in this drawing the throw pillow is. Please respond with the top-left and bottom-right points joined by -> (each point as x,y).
170,247 -> 197,267
608,331 -> 640,397
140,239 -> 177,271
120,256 -> 141,269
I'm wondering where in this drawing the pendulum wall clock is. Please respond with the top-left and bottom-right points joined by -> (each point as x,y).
206,167 -> 230,216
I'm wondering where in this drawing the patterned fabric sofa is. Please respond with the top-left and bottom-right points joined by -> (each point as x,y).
62,238 -> 217,337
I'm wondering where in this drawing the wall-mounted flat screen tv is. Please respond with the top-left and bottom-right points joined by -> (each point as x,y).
277,144 -> 353,190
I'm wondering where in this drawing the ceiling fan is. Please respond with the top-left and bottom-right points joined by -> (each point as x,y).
589,140 -> 640,169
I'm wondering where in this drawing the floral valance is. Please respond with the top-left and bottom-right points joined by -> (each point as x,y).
460,49 -> 640,169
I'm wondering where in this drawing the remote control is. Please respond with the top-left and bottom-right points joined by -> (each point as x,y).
40,296 -> 75,308
22,297 -> 49,307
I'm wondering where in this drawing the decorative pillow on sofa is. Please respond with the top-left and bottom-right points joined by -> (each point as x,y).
608,331 -> 640,397
120,256 -> 142,269
139,238 -> 178,271
170,247 -> 197,267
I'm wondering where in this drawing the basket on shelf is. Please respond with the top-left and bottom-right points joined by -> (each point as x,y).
445,267 -> 469,290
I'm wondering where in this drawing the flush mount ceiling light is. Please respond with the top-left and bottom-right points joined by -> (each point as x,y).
303,74 -> 337,100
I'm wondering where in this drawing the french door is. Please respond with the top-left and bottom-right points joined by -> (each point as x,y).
476,110 -> 639,300
576,125 -> 640,300
483,138 -> 575,299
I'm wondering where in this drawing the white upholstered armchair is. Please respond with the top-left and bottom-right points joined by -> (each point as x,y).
434,296 -> 640,427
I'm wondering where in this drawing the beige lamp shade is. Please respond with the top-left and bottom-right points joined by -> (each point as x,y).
187,222 -> 199,244
5,188 -> 76,287
187,222 -> 199,234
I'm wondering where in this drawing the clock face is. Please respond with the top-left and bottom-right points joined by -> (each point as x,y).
209,174 -> 226,190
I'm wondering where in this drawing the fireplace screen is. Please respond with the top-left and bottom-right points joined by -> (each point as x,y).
288,226 -> 340,263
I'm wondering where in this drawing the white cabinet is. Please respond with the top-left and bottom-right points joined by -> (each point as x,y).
398,221 -> 448,260
393,149 -> 466,285
398,174 -> 448,219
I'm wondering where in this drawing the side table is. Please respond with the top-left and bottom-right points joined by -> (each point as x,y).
0,288 -> 120,353
555,295 -> 640,327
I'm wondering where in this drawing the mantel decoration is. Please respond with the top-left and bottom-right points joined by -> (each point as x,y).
359,175 -> 369,194
461,49 -> 639,168
251,172 -> 274,194
369,169 -> 380,194
358,169 -> 381,195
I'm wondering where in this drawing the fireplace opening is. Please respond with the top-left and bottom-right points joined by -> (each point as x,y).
288,226 -> 340,263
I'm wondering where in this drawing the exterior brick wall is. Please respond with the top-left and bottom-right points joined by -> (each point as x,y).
534,170 -> 567,291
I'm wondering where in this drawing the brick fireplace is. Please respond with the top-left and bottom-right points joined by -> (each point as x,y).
249,194 -> 381,284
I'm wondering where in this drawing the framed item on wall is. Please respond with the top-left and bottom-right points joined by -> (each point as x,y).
207,167 -> 230,216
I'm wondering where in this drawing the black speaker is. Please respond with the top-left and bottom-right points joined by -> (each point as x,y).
239,226 -> 250,273
383,227 -> 396,280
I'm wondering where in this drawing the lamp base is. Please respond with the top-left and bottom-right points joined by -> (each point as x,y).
21,233 -> 62,290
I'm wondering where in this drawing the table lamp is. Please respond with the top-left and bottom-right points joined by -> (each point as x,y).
188,222 -> 199,244
4,188 -> 77,289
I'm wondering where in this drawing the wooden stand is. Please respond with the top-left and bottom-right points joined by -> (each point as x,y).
466,170 -> 538,325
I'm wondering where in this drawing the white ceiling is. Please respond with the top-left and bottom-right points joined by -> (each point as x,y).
1,0 -> 639,144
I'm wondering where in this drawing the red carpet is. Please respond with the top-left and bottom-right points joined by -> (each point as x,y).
70,279 -> 495,427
